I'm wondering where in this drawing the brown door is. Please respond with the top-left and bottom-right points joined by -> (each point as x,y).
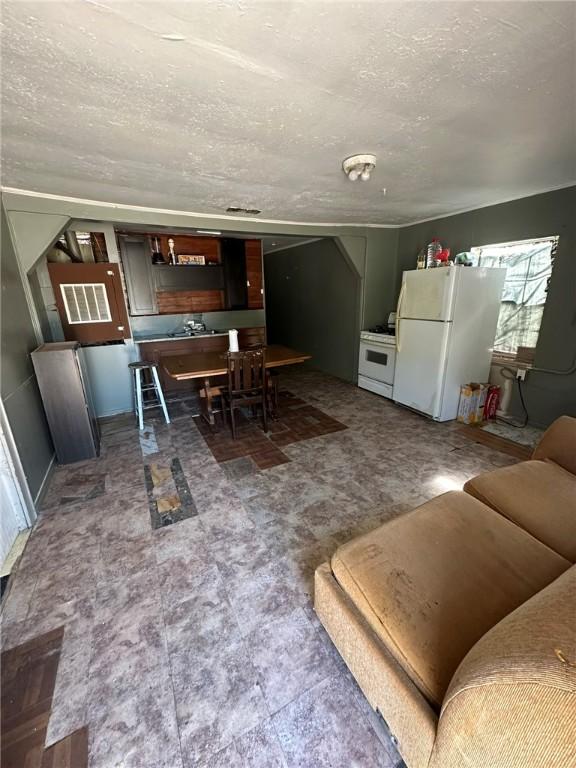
48,263 -> 131,343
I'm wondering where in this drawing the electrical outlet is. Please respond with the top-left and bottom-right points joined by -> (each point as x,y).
516,368 -> 527,381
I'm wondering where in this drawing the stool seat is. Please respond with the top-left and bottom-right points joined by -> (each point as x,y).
129,361 -> 158,370
129,360 -> 170,430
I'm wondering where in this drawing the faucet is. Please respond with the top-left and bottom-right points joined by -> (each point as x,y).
184,319 -> 206,335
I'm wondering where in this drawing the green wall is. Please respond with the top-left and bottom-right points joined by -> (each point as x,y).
4,186 -> 571,430
1,205 -> 55,499
397,187 -> 576,426
363,228 -> 400,328
265,239 -> 361,382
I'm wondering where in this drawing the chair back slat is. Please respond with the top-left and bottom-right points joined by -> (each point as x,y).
227,347 -> 266,396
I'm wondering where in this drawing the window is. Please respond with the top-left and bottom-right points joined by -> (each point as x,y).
60,283 -> 112,324
470,236 -> 558,358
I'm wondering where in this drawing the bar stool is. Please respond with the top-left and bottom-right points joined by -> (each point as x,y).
128,362 -> 170,431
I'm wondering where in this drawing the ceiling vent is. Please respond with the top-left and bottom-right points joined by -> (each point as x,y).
226,206 -> 261,215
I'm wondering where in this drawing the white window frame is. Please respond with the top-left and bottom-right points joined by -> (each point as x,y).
60,283 -> 112,324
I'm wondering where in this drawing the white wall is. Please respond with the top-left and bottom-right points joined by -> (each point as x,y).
0,421 -> 32,567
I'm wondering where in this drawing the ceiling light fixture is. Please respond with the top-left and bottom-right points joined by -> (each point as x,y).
342,154 -> 376,182
196,230 -> 222,235
160,33 -> 186,41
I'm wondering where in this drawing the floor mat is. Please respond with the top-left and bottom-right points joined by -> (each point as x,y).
195,391 -> 348,470
1,626 -> 88,768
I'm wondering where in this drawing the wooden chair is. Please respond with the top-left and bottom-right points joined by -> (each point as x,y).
243,340 -> 278,415
268,369 -> 280,412
222,348 -> 268,439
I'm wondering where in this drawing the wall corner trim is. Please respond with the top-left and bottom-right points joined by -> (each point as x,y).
5,210 -> 70,273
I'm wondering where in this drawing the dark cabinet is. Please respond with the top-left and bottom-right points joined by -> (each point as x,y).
118,235 -> 158,315
222,239 -> 248,310
152,264 -> 224,292
117,231 -> 263,316
32,342 -> 100,464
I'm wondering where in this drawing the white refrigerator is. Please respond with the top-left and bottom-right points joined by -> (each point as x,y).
393,267 -> 506,421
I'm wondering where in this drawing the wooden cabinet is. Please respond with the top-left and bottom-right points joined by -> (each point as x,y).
156,290 -> 224,314
153,264 -> 226,313
118,235 -> 158,315
245,240 -> 264,309
117,230 -> 264,316
139,336 -> 224,393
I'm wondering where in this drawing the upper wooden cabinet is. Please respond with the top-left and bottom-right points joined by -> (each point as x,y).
116,231 -> 264,316
245,240 -> 264,309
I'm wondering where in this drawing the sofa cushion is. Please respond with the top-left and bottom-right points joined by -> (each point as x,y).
532,415 -> 576,476
464,460 -> 576,562
331,491 -> 570,708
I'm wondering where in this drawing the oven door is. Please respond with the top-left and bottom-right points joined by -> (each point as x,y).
358,341 -> 396,385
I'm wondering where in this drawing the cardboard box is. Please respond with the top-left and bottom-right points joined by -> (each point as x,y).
457,382 -> 489,424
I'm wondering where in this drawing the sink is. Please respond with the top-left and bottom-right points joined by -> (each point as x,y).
166,330 -> 216,337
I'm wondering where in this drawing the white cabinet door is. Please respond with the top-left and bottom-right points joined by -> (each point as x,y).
399,268 -> 457,322
393,319 -> 450,417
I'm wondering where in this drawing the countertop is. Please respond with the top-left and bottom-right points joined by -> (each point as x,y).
133,332 -> 229,344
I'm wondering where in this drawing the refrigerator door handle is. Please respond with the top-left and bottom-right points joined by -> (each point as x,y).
396,281 -> 406,352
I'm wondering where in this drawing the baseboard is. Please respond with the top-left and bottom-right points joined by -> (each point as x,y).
96,406 -> 132,418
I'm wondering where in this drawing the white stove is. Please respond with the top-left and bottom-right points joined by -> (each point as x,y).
358,329 -> 397,399
360,330 -> 396,346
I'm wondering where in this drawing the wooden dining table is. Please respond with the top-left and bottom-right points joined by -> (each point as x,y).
163,344 -> 311,424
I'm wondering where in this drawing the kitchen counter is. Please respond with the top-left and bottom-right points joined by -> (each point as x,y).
132,331 -> 228,344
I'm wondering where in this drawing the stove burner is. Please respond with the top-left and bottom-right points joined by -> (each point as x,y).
367,325 -> 395,335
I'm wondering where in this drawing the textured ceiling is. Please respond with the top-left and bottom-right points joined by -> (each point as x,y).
2,1 -> 575,224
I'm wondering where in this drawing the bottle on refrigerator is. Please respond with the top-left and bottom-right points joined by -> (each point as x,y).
426,238 -> 443,268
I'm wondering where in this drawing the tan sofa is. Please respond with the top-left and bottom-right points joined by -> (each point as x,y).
314,416 -> 576,768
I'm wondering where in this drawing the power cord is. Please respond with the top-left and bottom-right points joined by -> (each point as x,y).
516,377 -> 529,428
497,366 -> 529,429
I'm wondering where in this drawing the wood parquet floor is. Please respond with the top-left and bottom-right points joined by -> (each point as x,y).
1,626 -> 87,768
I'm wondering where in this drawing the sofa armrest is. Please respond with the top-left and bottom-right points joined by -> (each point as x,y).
429,566 -> 576,768
314,563 -> 437,768
532,415 -> 576,476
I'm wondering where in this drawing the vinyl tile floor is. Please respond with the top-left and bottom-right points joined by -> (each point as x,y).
0,370 -> 518,768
